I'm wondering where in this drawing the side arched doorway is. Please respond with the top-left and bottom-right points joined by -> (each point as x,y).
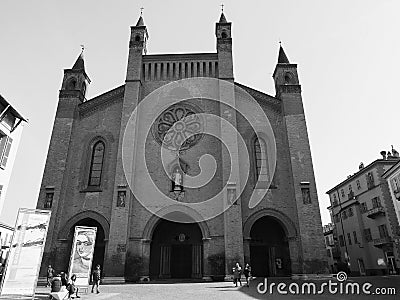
250,216 -> 291,277
149,219 -> 203,279
67,218 -> 106,275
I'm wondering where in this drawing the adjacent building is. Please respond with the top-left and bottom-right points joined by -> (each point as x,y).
323,223 -> 342,273
0,95 -> 26,215
36,12 -> 327,282
382,154 -> 400,241
327,151 -> 400,275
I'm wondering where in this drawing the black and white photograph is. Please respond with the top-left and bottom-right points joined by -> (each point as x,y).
0,1 -> 400,299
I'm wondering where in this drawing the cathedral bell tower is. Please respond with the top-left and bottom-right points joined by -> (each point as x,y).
215,11 -> 245,278
216,11 -> 233,80
273,45 -> 327,273
60,50 -> 91,102
37,51 -> 91,275
104,13 -> 150,280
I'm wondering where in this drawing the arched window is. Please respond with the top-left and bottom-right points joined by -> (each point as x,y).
82,82 -> 87,96
66,79 -> 77,90
88,141 -> 105,187
254,137 -> 269,182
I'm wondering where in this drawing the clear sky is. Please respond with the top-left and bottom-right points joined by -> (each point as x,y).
1,0 -> 399,227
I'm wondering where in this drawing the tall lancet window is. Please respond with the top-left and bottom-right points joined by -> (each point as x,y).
254,137 -> 269,182
88,141 -> 105,187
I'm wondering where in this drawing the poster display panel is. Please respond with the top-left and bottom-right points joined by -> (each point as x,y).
0,208 -> 51,298
68,226 -> 97,287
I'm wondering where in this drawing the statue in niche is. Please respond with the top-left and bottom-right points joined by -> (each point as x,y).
172,168 -> 183,191
117,191 -> 126,207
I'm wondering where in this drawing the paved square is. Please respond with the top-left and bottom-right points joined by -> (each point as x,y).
6,276 -> 400,300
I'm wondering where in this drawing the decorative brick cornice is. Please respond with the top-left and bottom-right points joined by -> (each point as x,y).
59,90 -> 84,101
79,85 -> 125,117
278,84 -> 302,94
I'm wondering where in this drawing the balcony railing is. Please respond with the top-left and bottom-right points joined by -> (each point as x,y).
373,236 -> 393,247
366,206 -> 386,219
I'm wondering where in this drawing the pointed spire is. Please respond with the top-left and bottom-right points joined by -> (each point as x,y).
278,43 -> 290,64
136,15 -> 145,26
136,8 -> 145,26
72,47 -> 85,70
219,12 -> 228,23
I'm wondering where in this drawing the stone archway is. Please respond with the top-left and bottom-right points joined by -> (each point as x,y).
149,218 -> 203,279
59,213 -> 109,276
66,218 -> 106,276
249,216 -> 291,276
243,209 -> 298,276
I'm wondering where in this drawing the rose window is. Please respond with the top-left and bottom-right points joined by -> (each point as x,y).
153,103 -> 204,151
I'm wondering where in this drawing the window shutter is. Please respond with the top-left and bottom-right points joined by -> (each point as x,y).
0,136 -> 13,169
0,136 -> 6,157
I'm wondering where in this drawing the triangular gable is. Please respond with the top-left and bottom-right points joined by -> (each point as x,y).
234,82 -> 281,113
79,85 -> 125,117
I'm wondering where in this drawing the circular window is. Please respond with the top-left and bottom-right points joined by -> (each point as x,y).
152,102 -> 204,151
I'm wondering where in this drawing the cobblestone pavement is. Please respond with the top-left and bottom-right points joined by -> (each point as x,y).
3,276 -> 400,300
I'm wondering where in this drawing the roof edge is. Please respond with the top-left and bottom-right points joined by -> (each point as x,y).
326,158 -> 400,194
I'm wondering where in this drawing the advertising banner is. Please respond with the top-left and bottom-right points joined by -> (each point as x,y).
68,226 -> 97,287
0,208 -> 51,298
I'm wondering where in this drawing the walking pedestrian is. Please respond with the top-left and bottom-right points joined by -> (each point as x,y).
67,274 -> 80,299
91,264 -> 101,294
47,265 -> 55,287
60,272 -> 68,287
232,262 -> 242,287
243,263 -> 251,287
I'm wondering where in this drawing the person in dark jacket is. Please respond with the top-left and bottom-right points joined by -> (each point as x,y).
60,272 -> 68,286
50,274 -> 62,293
232,262 -> 242,287
91,264 -> 101,294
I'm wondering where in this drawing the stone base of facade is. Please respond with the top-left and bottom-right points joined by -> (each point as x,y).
102,277 -> 126,284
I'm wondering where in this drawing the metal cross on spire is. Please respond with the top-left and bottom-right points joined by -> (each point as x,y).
140,7 -> 144,16
221,3 -> 224,12
80,44 -> 85,55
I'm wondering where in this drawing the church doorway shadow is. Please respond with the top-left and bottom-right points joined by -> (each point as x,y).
149,219 -> 203,280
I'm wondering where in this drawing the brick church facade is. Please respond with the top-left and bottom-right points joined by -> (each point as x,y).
37,12 -> 327,281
